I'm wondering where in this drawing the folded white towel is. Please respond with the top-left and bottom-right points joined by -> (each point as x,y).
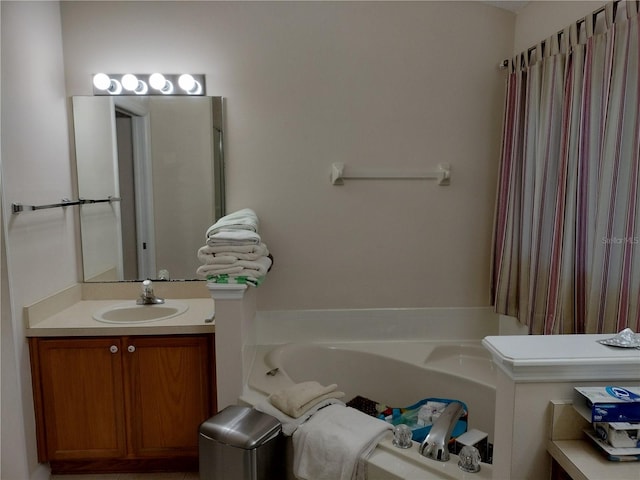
206,230 -> 261,247
254,398 -> 345,436
203,243 -> 269,256
206,208 -> 259,237
197,243 -> 269,263
269,381 -> 345,419
293,404 -> 393,480
196,256 -> 272,280
196,264 -> 244,277
196,247 -> 239,265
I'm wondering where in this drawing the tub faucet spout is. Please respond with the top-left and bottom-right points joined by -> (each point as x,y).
418,401 -> 464,462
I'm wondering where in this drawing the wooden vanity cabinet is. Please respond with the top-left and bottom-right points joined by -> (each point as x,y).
29,334 -> 216,474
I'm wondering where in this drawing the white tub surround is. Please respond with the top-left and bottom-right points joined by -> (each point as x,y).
483,334 -> 640,382
207,282 -> 249,300
255,306 -> 501,344
24,282 -> 215,337
210,284 -> 257,409
483,335 -> 640,480
367,437 -> 494,480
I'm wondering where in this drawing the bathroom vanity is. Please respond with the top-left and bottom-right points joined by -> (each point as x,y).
25,283 -> 217,474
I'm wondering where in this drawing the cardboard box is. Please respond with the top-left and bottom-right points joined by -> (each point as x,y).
574,386 -> 640,423
593,422 -> 640,448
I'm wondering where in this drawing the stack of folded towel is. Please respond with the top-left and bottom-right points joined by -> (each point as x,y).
196,208 -> 272,285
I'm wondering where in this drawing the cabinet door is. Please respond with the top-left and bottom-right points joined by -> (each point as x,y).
124,335 -> 212,457
32,337 -> 126,460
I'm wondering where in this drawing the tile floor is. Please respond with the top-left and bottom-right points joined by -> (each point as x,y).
51,473 -> 198,480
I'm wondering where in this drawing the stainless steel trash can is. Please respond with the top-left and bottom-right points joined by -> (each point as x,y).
199,405 -> 285,480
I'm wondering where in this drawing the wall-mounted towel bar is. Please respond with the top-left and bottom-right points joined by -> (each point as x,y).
330,162 -> 451,186
12,196 -> 121,214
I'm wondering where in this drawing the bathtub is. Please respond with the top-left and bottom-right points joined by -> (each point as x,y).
241,341 -> 496,480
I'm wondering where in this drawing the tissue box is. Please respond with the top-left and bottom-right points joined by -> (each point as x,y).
574,386 -> 640,423
593,422 -> 640,448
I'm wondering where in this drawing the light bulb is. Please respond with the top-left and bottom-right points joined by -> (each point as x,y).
93,73 -> 112,91
134,80 -> 148,95
121,74 -> 139,91
107,79 -> 122,95
178,74 -> 195,91
149,73 -> 173,94
149,73 -> 167,90
178,74 -> 202,94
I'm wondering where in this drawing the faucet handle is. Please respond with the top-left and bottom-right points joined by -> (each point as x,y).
142,279 -> 155,296
392,424 -> 413,449
458,445 -> 481,473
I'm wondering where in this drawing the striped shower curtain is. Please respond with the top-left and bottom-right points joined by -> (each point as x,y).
492,2 -> 640,334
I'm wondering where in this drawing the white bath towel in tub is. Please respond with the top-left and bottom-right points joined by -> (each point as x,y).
292,404 -> 393,480
269,381 -> 345,418
255,398 -> 345,436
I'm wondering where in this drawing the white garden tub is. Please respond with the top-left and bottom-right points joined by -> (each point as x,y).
242,341 -> 496,479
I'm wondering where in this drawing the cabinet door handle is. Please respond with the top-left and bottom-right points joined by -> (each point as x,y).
127,345 -> 136,353
109,345 -> 119,354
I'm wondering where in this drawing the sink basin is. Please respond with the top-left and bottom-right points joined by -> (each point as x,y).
93,300 -> 189,324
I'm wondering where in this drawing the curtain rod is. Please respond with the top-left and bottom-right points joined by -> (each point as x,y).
499,0 -> 624,69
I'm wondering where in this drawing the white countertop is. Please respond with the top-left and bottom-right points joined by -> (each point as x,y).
26,298 -> 216,337
482,334 -> 640,382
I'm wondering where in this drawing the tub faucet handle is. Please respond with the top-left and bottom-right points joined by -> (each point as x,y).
458,445 -> 481,473
393,424 -> 413,449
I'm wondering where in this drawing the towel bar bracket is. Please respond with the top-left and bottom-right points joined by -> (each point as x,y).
330,162 -> 450,186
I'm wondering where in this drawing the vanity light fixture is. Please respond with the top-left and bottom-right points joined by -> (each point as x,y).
92,73 -> 205,96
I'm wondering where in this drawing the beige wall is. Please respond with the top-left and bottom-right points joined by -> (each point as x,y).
1,2 -> 76,479
61,1 -> 515,310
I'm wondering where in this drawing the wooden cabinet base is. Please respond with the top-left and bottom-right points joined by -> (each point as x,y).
30,334 -> 216,474
49,456 -> 198,475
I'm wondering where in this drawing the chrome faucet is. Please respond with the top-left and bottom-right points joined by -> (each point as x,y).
418,402 -> 464,462
137,279 -> 165,305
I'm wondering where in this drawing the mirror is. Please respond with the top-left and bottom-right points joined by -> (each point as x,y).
72,95 -> 225,282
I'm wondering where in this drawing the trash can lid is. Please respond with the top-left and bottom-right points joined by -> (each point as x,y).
200,405 -> 282,449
